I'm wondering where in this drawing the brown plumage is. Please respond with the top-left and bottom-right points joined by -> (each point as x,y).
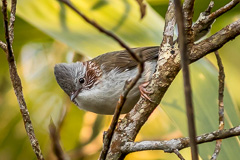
92,46 -> 159,73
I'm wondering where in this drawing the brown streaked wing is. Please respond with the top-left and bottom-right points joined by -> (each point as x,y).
92,46 -> 159,73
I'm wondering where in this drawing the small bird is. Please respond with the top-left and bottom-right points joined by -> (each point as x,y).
54,46 -> 159,115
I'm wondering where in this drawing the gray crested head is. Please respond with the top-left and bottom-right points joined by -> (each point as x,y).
54,62 -> 86,97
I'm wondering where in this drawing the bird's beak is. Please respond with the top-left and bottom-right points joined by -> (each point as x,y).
70,87 -> 82,101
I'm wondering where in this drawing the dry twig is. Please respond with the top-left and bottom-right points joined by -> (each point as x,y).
174,0 -> 198,159
211,51 -> 225,160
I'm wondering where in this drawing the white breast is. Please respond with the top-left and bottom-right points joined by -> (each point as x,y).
74,61 -> 156,114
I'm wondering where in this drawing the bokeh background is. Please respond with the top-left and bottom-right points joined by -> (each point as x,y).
0,0 -> 239,159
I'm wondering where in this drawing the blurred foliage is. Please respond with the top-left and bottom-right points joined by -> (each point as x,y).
0,0 -> 239,160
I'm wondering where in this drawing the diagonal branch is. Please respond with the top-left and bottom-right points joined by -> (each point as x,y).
190,19 -> 240,63
207,0 -> 239,23
121,125 -> 240,153
174,0 -> 198,159
1,0 -> 44,159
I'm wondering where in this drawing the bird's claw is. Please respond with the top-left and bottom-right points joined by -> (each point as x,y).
139,82 -> 155,103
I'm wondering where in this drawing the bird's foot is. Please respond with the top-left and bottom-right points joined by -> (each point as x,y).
139,82 -> 155,103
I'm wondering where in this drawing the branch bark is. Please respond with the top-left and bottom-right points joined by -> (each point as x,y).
190,19 -> 240,63
121,125 -> 240,153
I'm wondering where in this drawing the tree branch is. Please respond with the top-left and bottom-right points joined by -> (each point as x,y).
1,0 -> 44,159
121,125 -> 240,153
190,19 -> 240,63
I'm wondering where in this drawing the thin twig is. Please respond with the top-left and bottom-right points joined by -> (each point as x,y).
121,125 -> 240,153
49,119 -> 67,160
174,149 -> 185,160
211,51 -> 225,160
208,0 -> 239,21
58,1 -> 144,159
0,41 -> 7,52
1,0 -> 44,159
174,0 -> 198,160
135,0 -> 146,19
193,0 -> 240,39
204,0 -> 215,14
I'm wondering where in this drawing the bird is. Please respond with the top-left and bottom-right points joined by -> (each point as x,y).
54,46 -> 159,115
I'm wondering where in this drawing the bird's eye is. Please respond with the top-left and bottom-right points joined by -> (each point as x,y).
79,78 -> 85,84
